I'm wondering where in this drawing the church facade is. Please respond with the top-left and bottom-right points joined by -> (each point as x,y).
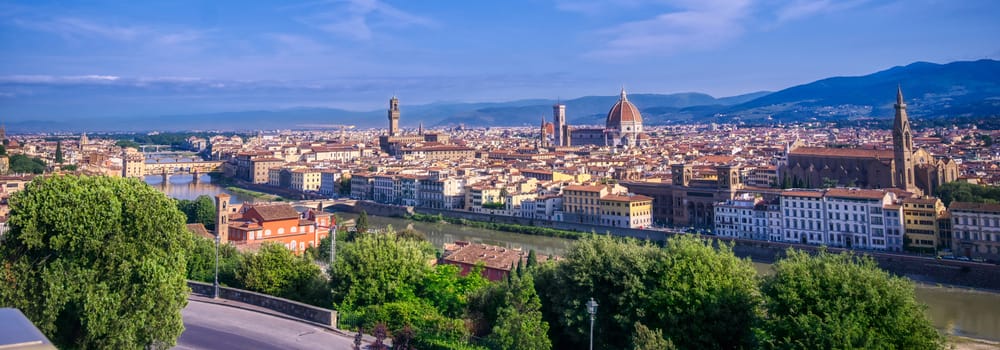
780,88 -> 957,195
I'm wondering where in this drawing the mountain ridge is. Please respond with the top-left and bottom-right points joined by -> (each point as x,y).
6,59 -> 999,132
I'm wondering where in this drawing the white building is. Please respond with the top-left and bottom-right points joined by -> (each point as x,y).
714,194 -> 762,240
780,190 -> 826,245
950,202 -> 1000,261
884,203 -> 905,252
822,188 -> 895,250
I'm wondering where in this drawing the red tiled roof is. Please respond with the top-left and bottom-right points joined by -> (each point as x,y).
790,147 -> 893,159
825,188 -> 888,200
949,201 -> 1000,213
781,190 -> 824,198
443,244 -> 524,271
247,204 -> 300,221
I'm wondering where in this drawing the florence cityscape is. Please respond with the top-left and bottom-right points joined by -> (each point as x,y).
1,1 -> 1000,349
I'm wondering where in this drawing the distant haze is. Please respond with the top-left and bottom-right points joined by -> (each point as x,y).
1,0 -> 998,128
3,59 -> 999,132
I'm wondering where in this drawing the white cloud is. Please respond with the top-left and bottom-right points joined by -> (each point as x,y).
296,0 -> 436,41
586,0 -> 752,59
776,0 -> 869,23
12,17 -> 144,41
577,0 -> 871,59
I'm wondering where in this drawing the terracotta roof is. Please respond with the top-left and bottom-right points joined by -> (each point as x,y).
186,223 -> 214,239
605,89 -> 642,129
949,202 -> 1000,213
781,190 -> 824,198
443,243 -> 525,271
825,188 -> 888,200
248,204 -> 301,221
602,194 -> 653,202
563,185 -> 605,192
790,147 -> 893,159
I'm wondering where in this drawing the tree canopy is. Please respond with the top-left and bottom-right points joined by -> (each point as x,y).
9,154 -> 46,174
237,242 -> 329,306
935,181 -> 1000,206
175,195 -> 216,230
330,230 -> 434,308
535,235 -> 760,349
760,249 -> 944,349
0,175 -> 191,349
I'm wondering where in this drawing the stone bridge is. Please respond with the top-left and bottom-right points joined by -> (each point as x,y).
144,160 -> 224,180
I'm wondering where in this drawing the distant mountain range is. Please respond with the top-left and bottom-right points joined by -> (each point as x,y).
6,59 -> 1000,132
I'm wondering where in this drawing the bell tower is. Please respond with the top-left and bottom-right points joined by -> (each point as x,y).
215,193 -> 230,244
892,86 -> 918,194
388,96 -> 401,137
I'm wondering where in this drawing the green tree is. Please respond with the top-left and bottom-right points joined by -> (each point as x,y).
760,249 -> 944,349
175,195 -> 217,230
330,230 -> 434,308
526,249 -> 538,269
55,140 -> 63,163
356,210 -> 370,235
9,154 -> 46,174
116,139 -> 141,149
186,236 -> 243,288
0,144 -> 6,155
236,243 -> 329,306
396,227 -> 428,242
821,176 -> 837,188
648,235 -> 761,349
631,322 -> 674,350
0,176 -> 191,349
935,181 -> 1000,206
535,236 -> 665,349
417,264 -> 488,318
339,175 -> 351,196
486,272 -> 551,350
61,164 -> 78,171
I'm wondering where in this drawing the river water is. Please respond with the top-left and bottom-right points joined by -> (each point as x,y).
151,176 -> 1000,342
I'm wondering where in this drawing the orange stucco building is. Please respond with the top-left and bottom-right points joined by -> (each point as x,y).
217,194 -> 333,254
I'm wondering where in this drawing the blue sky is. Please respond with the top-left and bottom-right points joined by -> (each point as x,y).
0,0 -> 998,119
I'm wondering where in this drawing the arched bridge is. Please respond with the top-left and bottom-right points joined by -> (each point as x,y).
144,160 -> 224,178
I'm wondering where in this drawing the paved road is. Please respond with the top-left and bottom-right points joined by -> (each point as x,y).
177,299 -> 357,350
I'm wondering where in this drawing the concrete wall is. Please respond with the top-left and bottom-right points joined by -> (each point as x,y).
188,281 -> 337,328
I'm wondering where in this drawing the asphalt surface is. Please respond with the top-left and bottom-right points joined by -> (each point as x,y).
176,299 -> 358,350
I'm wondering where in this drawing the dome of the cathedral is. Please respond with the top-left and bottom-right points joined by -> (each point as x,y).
605,88 -> 642,130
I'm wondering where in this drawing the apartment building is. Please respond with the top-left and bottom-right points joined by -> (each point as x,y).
950,202 -> 1000,260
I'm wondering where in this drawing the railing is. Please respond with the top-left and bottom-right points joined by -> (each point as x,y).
187,280 -> 337,328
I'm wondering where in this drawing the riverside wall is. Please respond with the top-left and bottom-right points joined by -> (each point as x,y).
188,281 -> 337,327
335,201 -> 1000,291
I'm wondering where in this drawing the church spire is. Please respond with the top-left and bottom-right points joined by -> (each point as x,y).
620,85 -> 627,101
892,86 -> 917,194
896,85 -> 905,107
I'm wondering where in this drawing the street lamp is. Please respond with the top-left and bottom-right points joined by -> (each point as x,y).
586,297 -> 598,350
213,232 -> 220,299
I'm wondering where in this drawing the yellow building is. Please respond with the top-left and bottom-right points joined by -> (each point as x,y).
600,193 -> 653,228
563,185 -> 608,225
466,185 -> 503,211
902,197 -> 947,254
290,169 -> 321,192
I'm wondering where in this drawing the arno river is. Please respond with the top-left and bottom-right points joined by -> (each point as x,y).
150,175 -> 1000,342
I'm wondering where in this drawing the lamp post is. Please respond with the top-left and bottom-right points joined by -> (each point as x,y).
586,297 -> 598,350
213,232 -> 220,299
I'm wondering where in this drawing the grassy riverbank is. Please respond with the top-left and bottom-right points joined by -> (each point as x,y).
225,186 -> 286,201
406,212 -> 591,240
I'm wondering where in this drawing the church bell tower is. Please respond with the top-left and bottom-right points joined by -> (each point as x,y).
892,86 -> 918,194
388,96 -> 400,137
